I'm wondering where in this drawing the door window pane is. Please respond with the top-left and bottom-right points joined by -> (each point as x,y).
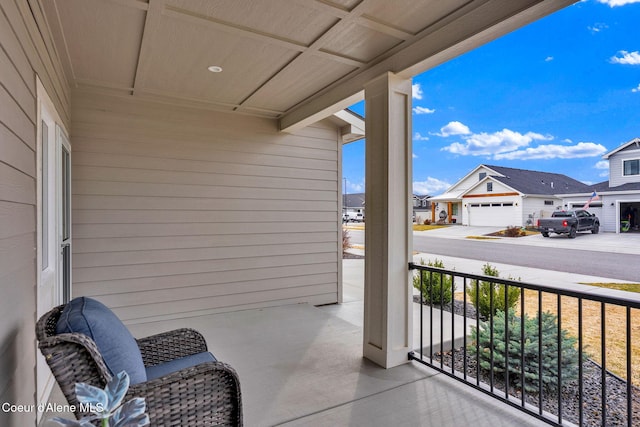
62,146 -> 70,240
42,121 -> 49,270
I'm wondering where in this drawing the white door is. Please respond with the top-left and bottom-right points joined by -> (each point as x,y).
36,79 -> 71,417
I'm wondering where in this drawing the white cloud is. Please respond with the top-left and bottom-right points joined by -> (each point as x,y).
413,132 -> 429,141
413,177 -> 451,195
588,23 -> 608,33
632,83 -> 640,93
596,160 -> 610,178
413,106 -> 436,115
412,84 -> 423,100
442,128 -> 552,156
597,0 -> 640,6
611,50 -> 640,65
438,121 -> 471,137
494,142 -> 608,160
347,181 -> 364,193
412,153 -> 418,159
563,138 -> 573,143
545,56 -> 554,62
437,121 -> 607,161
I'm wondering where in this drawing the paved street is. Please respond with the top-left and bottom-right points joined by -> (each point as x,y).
345,225 -> 640,282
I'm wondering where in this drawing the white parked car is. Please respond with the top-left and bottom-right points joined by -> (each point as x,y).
343,212 -> 364,222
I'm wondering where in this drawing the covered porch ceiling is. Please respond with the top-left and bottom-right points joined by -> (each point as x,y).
40,0 -> 576,131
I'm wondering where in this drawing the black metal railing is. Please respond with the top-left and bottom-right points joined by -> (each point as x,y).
408,262 -> 640,427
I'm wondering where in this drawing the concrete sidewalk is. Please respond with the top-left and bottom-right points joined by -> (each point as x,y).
344,247 -> 636,301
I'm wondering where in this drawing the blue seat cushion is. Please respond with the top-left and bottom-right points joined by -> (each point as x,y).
145,352 -> 216,381
56,297 -> 147,384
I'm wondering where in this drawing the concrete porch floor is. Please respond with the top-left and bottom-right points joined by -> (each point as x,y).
42,260 -> 547,426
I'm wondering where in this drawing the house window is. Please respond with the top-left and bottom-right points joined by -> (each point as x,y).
479,172 -> 486,180
544,200 -> 554,206
623,159 -> 640,176
487,182 -> 493,192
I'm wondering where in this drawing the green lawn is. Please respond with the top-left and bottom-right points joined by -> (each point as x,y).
413,224 -> 448,231
581,283 -> 640,293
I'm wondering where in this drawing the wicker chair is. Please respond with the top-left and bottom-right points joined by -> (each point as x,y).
36,303 -> 242,426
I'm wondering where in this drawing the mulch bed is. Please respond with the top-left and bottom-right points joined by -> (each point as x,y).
433,350 -> 640,426
414,298 -> 640,426
343,251 -> 364,259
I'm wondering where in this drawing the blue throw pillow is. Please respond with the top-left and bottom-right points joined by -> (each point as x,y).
56,297 -> 147,384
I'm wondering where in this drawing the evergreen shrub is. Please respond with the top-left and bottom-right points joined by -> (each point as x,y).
469,309 -> 580,393
412,258 -> 454,305
468,263 -> 520,319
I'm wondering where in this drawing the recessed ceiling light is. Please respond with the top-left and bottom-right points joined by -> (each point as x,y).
208,65 -> 223,73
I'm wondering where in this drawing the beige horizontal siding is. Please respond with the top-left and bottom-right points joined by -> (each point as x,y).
0,0 -> 70,424
73,221 -> 336,238
73,252 -> 337,284
73,209 -> 335,224
73,231 -> 337,253
77,262 -> 337,296
72,93 -> 341,322
0,123 -> 36,176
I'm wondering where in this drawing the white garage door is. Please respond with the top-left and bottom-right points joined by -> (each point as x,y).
568,202 -> 602,222
468,202 -> 517,227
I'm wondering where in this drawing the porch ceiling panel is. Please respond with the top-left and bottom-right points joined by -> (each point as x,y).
319,23 -> 403,64
138,14 -> 300,106
166,0 -> 340,46
363,0 -> 472,35
41,0 -> 576,123
52,0 -> 145,89
242,55 -> 358,113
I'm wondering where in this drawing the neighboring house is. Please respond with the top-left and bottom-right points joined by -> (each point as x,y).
430,165 -> 591,227
560,138 -> 640,233
412,194 -> 431,223
343,192 -> 366,217
343,193 -> 431,222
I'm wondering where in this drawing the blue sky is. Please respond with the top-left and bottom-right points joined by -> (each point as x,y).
343,0 -> 640,195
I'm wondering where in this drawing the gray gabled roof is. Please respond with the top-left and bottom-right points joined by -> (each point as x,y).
602,137 -> 640,159
344,193 -> 365,208
591,180 -> 640,193
484,165 -> 592,195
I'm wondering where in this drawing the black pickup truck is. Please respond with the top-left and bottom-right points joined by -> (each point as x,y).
536,209 -> 600,238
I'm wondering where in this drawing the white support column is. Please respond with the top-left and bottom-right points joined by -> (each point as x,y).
363,72 -> 413,368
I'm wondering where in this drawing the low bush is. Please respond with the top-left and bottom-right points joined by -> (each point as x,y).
468,263 -> 520,319
342,227 -> 351,251
412,258 -> 454,305
469,309 -> 581,393
423,218 -> 432,225
504,226 -> 525,237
